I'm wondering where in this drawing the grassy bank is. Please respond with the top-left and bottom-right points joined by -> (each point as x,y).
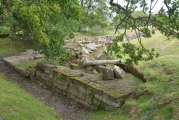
0,73 -> 60,120
83,32 -> 179,119
0,38 -> 61,119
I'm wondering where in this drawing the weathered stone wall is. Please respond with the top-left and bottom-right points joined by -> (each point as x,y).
66,33 -> 143,44
26,65 -> 126,110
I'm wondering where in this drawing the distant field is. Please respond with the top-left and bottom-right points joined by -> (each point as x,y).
73,28 -> 133,40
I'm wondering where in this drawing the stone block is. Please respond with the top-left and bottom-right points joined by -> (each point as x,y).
36,70 -> 41,77
28,67 -> 36,76
69,88 -> 79,96
40,73 -> 46,80
102,67 -> 114,80
96,53 -> 106,60
69,84 -> 79,93
113,65 -> 125,79
36,62 -> 56,72
94,94 -> 103,101
34,54 -> 44,59
81,47 -> 89,54
77,92 -> 86,101
69,63 -> 81,69
79,86 -> 86,94
86,43 -> 97,51
95,65 -> 104,73
85,66 -> 97,74
26,49 -> 34,55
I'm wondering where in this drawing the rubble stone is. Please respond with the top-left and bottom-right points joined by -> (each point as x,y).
113,65 -> 125,79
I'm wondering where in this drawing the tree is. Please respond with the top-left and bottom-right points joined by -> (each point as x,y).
0,0 -> 82,64
109,0 -> 179,65
78,0 -> 110,31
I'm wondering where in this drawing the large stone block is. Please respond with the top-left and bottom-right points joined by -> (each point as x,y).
96,53 -> 106,60
81,47 -> 89,54
36,62 -> 56,72
28,67 -> 36,76
95,65 -> 104,73
102,67 -> 114,80
113,65 -> 125,79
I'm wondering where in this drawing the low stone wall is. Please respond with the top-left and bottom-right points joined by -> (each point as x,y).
2,48 -> 146,111
27,65 -> 128,110
66,33 -> 143,44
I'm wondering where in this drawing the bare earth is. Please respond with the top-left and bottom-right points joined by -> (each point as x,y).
0,54 -> 90,120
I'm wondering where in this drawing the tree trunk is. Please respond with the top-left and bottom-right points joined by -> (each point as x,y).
78,26 -> 82,32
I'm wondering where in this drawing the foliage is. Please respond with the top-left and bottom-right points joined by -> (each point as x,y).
0,0 -> 82,65
109,0 -> 179,65
78,0 -> 110,31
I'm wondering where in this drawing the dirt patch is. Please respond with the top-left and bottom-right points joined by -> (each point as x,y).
0,54 -> 90,120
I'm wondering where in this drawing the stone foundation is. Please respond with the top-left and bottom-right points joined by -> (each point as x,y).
3,55 -> 143,110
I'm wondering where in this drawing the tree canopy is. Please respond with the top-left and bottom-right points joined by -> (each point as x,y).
109,0 -> 179,64
0,0 -> 82,64
78,0 -> 110,31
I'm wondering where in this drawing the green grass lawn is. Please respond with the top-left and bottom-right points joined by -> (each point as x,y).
0,73 -> 60,120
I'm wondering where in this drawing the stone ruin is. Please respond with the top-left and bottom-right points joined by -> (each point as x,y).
64,35 -> 126,80
64,32 -> 143,80
2,34 -> 147,110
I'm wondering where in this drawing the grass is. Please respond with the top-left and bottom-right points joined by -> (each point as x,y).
83,31 -> 179,119
0,38 -> 31,56
0,38 -> 61,119
127,32 -> 179,119
16,58 -> 62,69
0,73 -> 60,120
16,58 -> 45,68
82,109 -> 128,120
73,29 -> 133,40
